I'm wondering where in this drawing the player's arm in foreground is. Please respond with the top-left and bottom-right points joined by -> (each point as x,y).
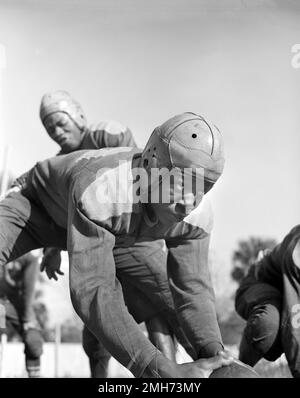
67,198 -> 232,378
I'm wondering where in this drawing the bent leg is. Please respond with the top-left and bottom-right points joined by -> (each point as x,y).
146,315 -> 176,362
114,241 -> 174,315
82,325 -> 111,378
81,282 -> 175,377
239,302 -> 282,366
115,242 -> 194,359
235,272 -> 283,366
23,327 -> 43,378
4,300 -> 43,377
0,189 -> 66,266
120,278 -> 176,361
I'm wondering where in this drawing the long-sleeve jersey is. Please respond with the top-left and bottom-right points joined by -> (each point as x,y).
58,121 -> 137,154
237,225 -> 300,377
26,147 -> 212,241
256,225 -> 300,290
13,121 -> 137,189
7,120 -> 137,328
23,147 -> 221,358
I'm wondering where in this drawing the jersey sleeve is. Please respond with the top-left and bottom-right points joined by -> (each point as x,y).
166,236 -> 223,358
67,192 -> 157,377
90,121 -> 137,148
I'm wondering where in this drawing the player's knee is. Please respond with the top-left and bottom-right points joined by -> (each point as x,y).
24,329 -> 43,359
82,328 -> 110,362
245,304 -> 281,357
70,284 -> 112,324
82,330 -> 97,358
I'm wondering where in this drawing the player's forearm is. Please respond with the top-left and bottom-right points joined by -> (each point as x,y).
167,237 -> 223,358
169,279 -> 223,357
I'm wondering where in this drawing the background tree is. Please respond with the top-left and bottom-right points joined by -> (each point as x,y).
215,236 -> 277,346
231,236 -> 277,284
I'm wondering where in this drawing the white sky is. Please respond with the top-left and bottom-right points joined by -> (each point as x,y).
0,0 -> 300,279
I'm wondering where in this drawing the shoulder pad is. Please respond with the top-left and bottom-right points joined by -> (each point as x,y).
92,120 -> 127,135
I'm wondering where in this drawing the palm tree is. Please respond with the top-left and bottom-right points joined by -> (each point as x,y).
231,236 -> 277,284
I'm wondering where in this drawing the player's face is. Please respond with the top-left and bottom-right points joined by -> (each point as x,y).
148,169 -> 213,227
150,193 -> 198,226
43,112 -> 83,153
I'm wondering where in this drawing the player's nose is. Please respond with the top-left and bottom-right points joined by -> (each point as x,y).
53,126 -> 64,138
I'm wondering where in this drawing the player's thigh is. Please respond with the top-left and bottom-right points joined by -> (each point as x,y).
0,190 -> 66,265
120,278 -> 163,323
0,191 -> 46,263
82,325 -> 111,360
114,240 -> 174,311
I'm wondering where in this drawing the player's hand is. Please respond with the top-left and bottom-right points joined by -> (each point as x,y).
3,264 -> 17,287
179,350 -> 234,378
40,248 -> 64,281
217,348 -> 235,361
195,351 -> 234,378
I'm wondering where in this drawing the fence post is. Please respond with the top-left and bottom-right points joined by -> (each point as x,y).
0,334 -> 7,378
54,323 -> 61,378
0,44 -> 7,176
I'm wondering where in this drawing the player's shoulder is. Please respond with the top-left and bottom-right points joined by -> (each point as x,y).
90,120 -> 128,135
269,225 -> 300,267
279,224 -> 300,252
286,224 -> 300,240
284,225 -> 300,267
73,147 -> 139,169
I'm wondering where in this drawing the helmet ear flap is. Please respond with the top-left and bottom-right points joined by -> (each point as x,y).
142,145 -> 159,172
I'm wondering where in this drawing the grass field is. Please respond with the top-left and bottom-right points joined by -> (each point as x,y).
0,342 -> 292,378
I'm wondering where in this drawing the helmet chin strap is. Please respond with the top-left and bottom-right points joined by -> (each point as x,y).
66,113 -> 86,134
